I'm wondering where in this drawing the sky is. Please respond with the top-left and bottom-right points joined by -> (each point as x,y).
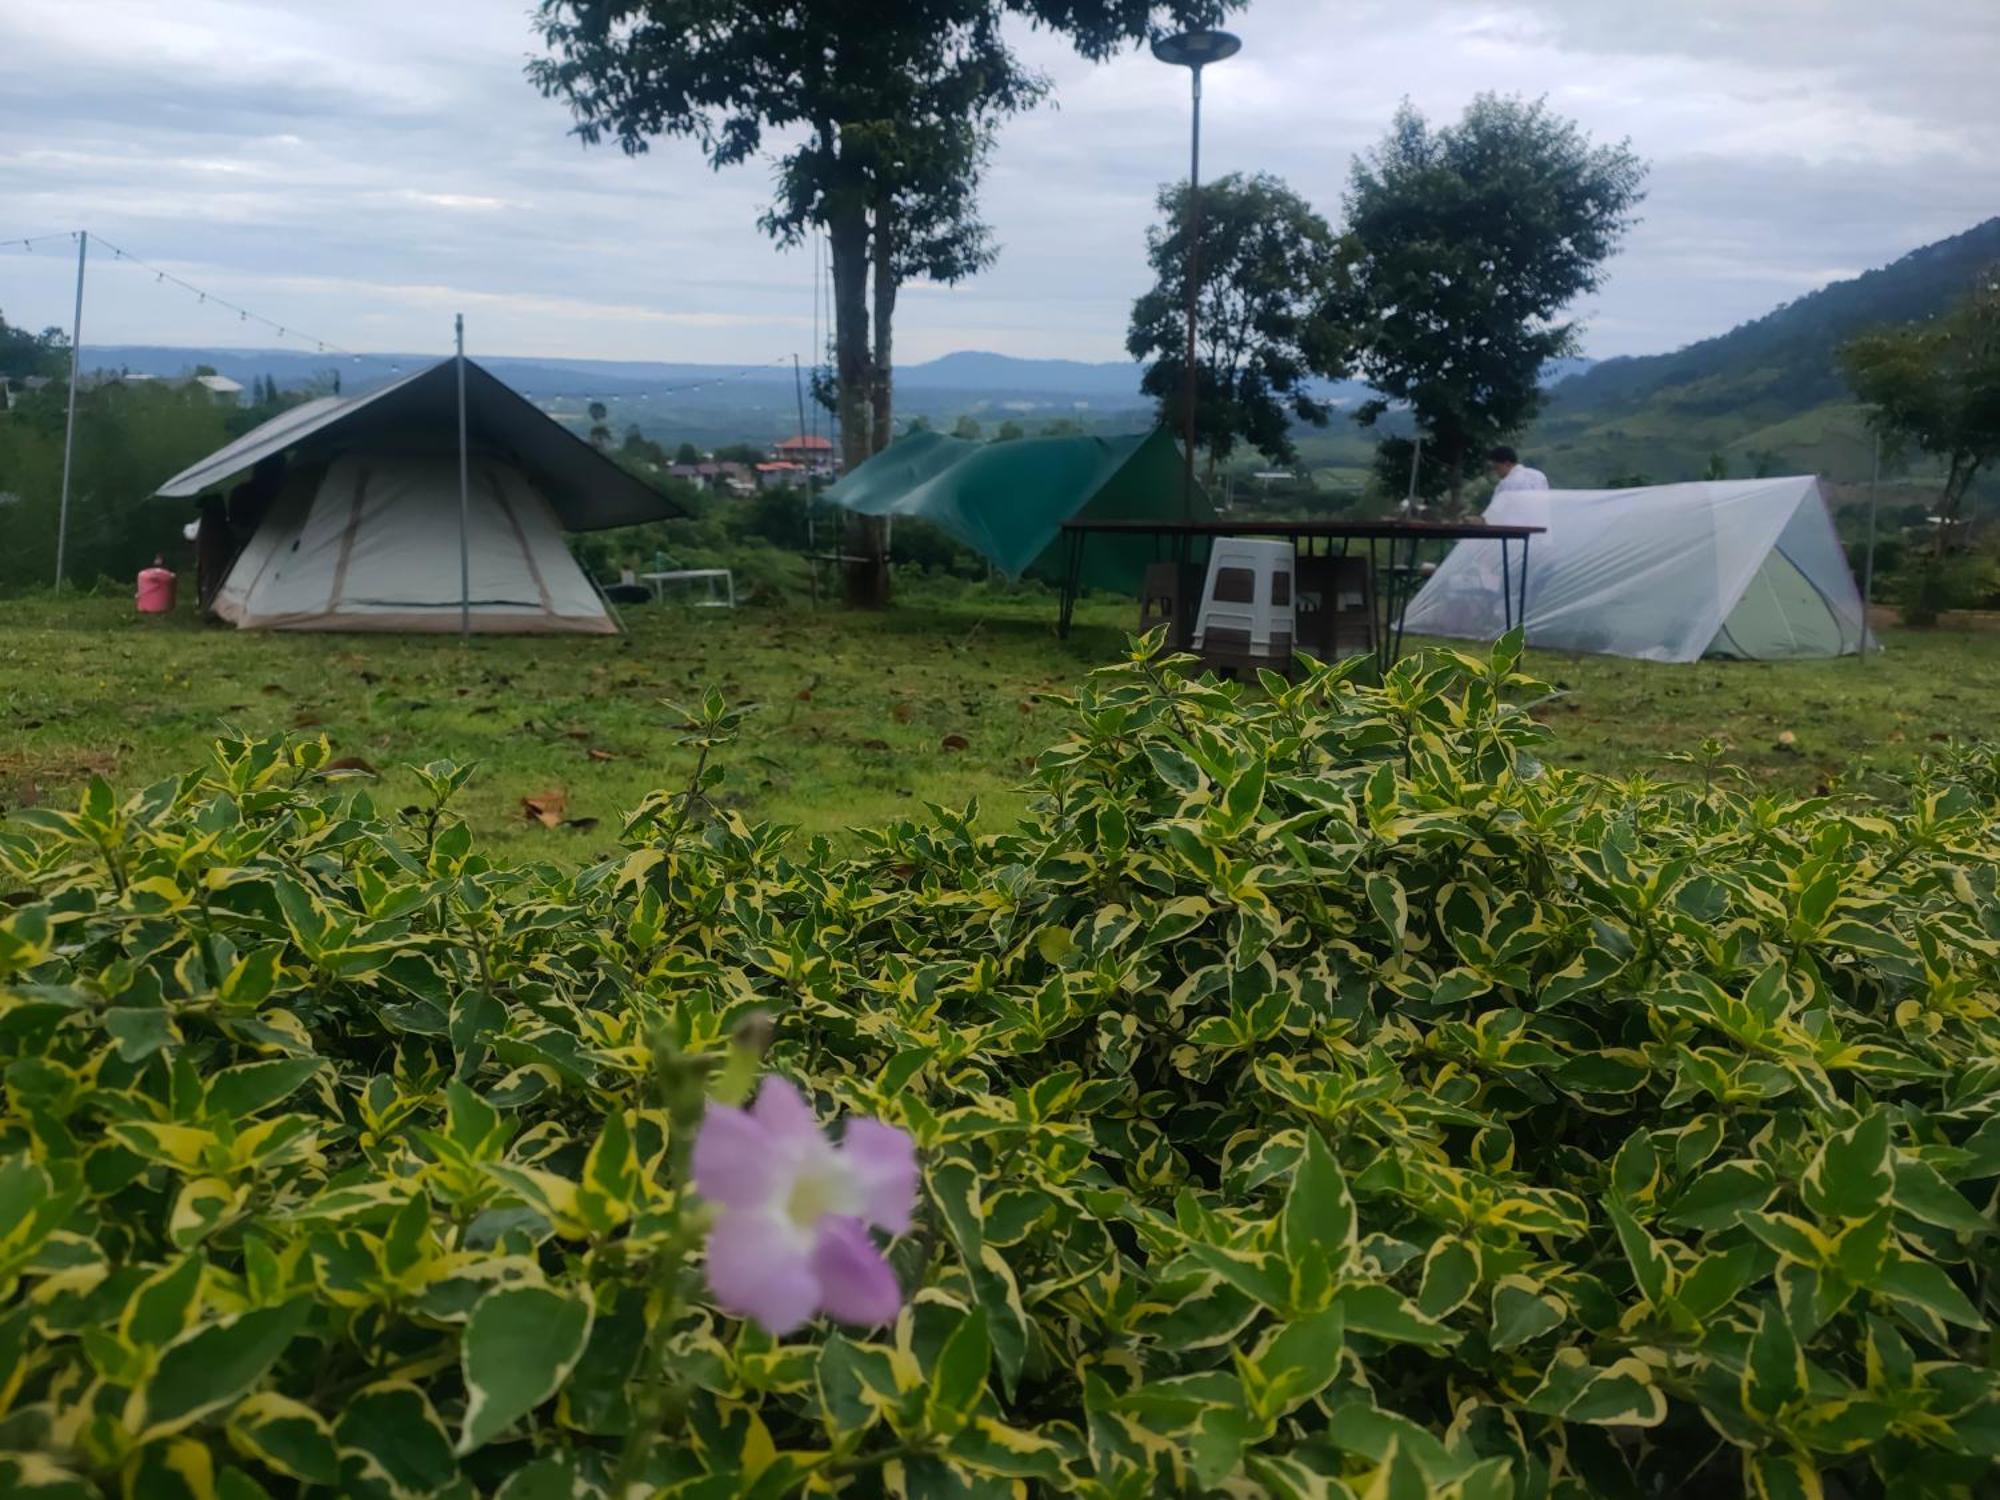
1,0 -> 1994,369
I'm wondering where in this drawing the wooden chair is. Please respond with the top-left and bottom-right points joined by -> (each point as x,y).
1137,561 -> 1205,651
1294,554 -> 1376,662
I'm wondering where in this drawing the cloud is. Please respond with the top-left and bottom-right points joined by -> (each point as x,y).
1,0 -> 1992,364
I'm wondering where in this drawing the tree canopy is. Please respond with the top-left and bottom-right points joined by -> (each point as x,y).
1337,94 -> 1645,505
1842,271 -> 2000,551
529,0 -> 1237,603
1,311 -> 68,384
1128,172 -> 1353,474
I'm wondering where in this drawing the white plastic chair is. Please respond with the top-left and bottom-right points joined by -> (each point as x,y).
1192,538 -> 1294,661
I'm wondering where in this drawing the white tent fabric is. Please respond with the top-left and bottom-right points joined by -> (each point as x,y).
210,450 -> 616,634
1402,477 -> 1868,662
156,356 -> 683,635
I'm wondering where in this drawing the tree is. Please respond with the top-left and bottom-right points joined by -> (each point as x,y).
674,441 -> 702,466
1842,271 -> 2000,556
1128,172 -> 1352,477
529,0 -> 1236,605
993,419 -> 1026,442
586,400 -> 611,449
951,415 -> 983,440
0,311 -> 66,382
1337,95 -> 1645,507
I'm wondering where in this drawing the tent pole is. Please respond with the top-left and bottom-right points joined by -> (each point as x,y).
55,230 -> 86,592
456,314 -> 470,642
1859,432 -> 1880,658
794,353 -> 817,608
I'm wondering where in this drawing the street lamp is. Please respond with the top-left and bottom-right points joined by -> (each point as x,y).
1152,28 -> 1241,520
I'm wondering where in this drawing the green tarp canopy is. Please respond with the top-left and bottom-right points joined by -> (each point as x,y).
820,427 -> 1215,595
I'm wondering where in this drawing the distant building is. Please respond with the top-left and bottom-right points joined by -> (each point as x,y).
195,374 -> 246,402
772,434 -> 835,476
755,461 -> 808,492
667,460 -> 756,496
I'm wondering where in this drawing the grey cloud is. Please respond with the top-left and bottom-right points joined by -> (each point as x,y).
1,0 -> 1993,364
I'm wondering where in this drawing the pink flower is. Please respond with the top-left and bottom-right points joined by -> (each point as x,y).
691,1077 -> 917,1335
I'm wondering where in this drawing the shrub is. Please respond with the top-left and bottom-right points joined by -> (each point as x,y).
2,637 -> 1997,1498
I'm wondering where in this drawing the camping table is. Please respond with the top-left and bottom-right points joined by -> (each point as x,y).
641,569 -> 736,608
1054,518 -> 1544,672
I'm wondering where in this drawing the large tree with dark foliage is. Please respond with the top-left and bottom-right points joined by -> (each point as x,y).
1128,172 -> 1353,476
529,0 -> 1237,605
1843,270 -> 2000,556
0,310 -> 67,383
1337,94 -> 1645,507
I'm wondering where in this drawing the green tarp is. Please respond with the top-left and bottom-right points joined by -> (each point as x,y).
820,427 -> 1215,595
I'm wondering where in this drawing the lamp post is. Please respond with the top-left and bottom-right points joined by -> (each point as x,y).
1152,28 -> 1240,521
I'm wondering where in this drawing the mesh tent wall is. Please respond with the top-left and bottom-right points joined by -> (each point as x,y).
155,357 -> 681,633
1401,477 -> 1868,662
821,427 -> 1215,594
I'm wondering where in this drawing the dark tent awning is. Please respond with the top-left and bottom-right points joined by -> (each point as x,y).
154,358 -> 681,531
821,427 -> 1214,594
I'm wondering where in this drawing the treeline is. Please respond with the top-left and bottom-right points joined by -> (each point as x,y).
0,318 -> 317,595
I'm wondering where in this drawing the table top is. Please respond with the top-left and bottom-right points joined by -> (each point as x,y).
1060,518 -> 1544,541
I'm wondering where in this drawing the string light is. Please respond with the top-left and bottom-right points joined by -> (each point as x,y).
2,229 -> 358,358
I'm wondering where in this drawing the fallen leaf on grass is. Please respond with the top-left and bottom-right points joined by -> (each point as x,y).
586,748 -> 617,762
858,738 -> 891,752
563,728 -> 591,742
892,702 -> 914,724
322,756 -> 379,778
941,733 -> 970,752
259,683 -> 287,697
521,790 -> 568,827
795,688 -> 813,702
564,817 -> 600,832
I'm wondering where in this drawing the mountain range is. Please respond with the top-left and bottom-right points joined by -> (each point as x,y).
74,213 -> 1997,488
1527,215 -> 2000,488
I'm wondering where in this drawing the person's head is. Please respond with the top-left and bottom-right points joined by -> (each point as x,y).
1487,444 -> 1518,479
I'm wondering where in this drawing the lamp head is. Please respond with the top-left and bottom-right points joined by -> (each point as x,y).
1150,29 -> 1242,69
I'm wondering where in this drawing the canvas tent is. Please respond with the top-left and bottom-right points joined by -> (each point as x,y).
154,358 -> 679,633
1402,477 -> 1868,662
822,427 -> 1213,595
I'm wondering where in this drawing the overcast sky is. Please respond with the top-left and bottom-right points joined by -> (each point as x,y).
2,0 -> 1994,369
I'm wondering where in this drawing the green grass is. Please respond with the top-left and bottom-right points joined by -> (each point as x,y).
3,590 -> 1995,859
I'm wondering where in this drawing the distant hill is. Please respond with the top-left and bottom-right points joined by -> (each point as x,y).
1530,216 -> 2000,488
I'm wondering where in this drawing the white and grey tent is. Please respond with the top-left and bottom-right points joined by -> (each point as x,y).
1402,477 -> 1869,662
155,358 -> 679,633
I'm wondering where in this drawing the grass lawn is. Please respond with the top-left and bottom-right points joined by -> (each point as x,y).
2,588 -> 1992,859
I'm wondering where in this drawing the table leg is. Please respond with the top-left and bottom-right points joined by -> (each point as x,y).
1518,536 -> 1530,634
1058,532 -> 1083,639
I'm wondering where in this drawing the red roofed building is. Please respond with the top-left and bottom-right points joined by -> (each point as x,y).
772,434 -> 836,475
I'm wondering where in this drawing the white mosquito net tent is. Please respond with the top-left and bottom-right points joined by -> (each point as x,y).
155,358 -> 679,634
1402,477 -> 1869,662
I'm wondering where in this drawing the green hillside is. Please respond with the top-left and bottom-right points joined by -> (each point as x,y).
1529,216 -> 2000,494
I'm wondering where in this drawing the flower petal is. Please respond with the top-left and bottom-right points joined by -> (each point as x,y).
705,1211 -> 819,1336
750,1076 -> 821,1148
691,1103 -> 776,1212
811,1215 -> 903,1327
841,1119 -> 918,1234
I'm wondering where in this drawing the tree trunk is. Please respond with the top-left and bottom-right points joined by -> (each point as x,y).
828,204 -> 887,609
871,206 -> 897,458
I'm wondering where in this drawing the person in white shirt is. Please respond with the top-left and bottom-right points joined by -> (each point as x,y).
1488,445 -> 1549,496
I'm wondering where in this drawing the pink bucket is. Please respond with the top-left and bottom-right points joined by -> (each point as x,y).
136,564 -> 177,615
